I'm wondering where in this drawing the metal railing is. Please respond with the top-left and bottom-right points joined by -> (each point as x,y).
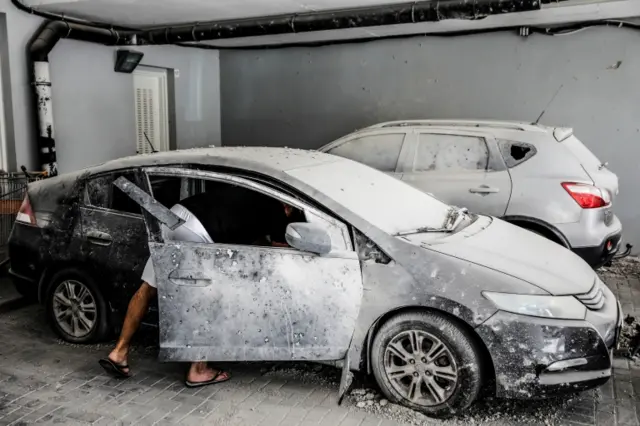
0,169 -> 46,257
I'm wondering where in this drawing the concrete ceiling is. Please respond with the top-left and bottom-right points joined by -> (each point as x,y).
18,0 -> 640,46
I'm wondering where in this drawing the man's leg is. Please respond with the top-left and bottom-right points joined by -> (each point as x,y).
186,362 -> 230,386
105,282 -> 156,375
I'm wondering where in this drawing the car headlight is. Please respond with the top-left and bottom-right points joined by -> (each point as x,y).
483,292 -> 587,320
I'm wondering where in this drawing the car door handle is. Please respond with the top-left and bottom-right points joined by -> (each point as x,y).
168,270 -> 212,287
86,231 -> 112,246
469,186 -> 500,194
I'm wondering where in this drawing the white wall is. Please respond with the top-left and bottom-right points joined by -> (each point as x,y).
220,26 -> 640,249
50,41 -> 221,173
0,0 -> 221,174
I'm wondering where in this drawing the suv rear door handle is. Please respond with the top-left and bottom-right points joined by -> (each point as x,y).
86,231 -> 113,246
469,186 -> 500,194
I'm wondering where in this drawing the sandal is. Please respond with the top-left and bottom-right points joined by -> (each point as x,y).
185,370 -> 231,388
99,358 -> 132,379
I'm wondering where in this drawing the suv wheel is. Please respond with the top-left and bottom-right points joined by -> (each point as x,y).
371,311 -> 483,418
46,269 -> 109,343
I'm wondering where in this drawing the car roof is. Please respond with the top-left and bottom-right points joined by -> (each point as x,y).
95,147 -> 337,173
363,119 -> 555,133
319,119 -> 566,151
38,147 -> 340,186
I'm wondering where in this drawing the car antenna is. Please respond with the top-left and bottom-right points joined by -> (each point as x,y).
534,84 -> 564,125
143,132 -> 158,153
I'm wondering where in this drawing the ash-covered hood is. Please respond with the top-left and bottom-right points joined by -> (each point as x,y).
426,217 -> 595,296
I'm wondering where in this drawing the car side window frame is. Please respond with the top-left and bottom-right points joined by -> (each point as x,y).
403,130 -> 507,173
324,131 -> 411,173
83,169 -> 145,218
141,167 -> 354,252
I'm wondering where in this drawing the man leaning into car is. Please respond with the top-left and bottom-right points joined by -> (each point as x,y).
99,187 -> 302,388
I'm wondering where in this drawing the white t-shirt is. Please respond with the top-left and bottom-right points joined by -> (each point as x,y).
141,203 -> 213,288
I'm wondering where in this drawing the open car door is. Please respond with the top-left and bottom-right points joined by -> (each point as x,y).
113,174 -> 364,365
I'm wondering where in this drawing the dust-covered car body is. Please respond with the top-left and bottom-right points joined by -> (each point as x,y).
9,148 -> 622,416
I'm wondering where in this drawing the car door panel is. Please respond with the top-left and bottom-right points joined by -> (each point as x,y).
79,172 -> 149,312
113,174 -> 364,363
400,132 -> 512,217
154,242 -> 362,362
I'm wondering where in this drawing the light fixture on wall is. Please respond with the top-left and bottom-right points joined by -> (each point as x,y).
114,49 -> 144,73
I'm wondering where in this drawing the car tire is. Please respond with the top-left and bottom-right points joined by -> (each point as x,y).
45,269 -> 109,344
371,311 -> 483,418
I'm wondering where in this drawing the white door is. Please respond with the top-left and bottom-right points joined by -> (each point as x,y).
133,67 -> 169,154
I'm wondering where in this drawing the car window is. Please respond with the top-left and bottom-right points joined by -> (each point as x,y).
86,172 -> 141,215
327,133 -> 405,172
415,134 -> 490,172
144,171 -> 352,252
497,140 -> 537,168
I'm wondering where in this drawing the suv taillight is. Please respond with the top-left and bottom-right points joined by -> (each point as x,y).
562,182 -> 610,209
16,195 -> 37,225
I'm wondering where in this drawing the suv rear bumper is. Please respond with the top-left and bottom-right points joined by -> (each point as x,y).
573,231 -> 622,269
555,210 -> 622,268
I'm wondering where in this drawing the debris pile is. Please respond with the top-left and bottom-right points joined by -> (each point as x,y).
598,256 -> 640,355
261,362 -> 339,389
598,256 -> 640,277
348,387 -> 437,425
348,386 -> 576,425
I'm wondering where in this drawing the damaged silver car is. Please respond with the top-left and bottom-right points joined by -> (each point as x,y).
13,147 -> 623,417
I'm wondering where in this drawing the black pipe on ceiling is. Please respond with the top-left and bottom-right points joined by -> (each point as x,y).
11,0 -> 136,30
143,0 -> 541,44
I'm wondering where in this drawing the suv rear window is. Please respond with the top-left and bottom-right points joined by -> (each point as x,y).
327,133 -> 405,172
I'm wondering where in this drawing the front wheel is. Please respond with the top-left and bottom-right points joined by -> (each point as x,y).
45,269 -> 109,343
371,311 -> 483,418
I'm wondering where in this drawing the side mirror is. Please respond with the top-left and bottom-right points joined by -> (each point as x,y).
285,222 -> 332,255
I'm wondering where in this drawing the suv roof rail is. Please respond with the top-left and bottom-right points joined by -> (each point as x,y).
369,119 -> 547,132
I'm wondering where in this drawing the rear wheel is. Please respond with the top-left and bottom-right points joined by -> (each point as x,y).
371,311 -> 483,418
45,269 -> 109,343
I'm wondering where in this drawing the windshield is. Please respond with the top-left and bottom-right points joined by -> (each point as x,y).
286,159 -> 453,235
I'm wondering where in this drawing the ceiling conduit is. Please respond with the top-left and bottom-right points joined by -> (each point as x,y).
22,0 -> 541,175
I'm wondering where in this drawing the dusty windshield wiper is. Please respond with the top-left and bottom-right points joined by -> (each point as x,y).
394,207 -> 470,237
445,207 -> 470,231
395,227 -> 453,237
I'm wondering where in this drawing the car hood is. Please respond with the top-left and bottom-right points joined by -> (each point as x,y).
424,217 -> 595,295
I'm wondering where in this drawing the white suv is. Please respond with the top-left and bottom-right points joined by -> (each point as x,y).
318,119 -> 622,268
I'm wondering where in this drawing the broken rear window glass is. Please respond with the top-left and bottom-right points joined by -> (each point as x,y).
327,133 -> 405,172
497,140 -> 537,168
86,172 -> 140,215
414,134 -> 489,172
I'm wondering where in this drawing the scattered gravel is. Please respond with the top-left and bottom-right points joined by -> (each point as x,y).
261,362 -> 340,389
347,385 -> 584,425
598,256 -> 640,278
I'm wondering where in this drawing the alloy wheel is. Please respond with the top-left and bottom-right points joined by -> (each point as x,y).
383,330 -> 458,406
52,280 -> 97,338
